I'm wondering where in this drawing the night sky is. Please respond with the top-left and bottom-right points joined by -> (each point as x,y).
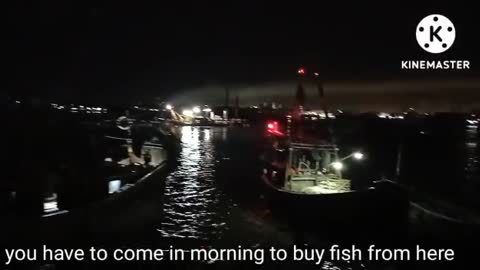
5,2 -> 480,110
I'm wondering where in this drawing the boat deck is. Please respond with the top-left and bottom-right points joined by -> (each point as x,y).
287,174 -> 351,194
117,144 -> 167,167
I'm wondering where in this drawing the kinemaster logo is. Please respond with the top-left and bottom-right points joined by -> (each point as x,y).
401,14 -> 470,70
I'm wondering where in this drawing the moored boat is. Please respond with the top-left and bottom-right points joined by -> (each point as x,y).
260,134 -> 409,242
396,186 -> 480,242
1,117 -> 180,247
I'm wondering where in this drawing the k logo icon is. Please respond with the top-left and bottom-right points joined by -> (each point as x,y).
416,14 -> 455,54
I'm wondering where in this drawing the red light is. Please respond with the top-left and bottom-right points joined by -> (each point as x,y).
267,121 -> 277,130
297,67 -> 306,75
266,121 -> 284,136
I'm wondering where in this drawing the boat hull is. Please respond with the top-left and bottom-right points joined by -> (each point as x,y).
408,201 -> 480,242
261,175 -> 409,242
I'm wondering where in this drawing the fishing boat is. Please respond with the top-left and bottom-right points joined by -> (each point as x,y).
40,118 -> 179,217
102,136 -> 167,194
260,124 -> 409,241
258,69 -> 410,241
408,199 -> 480,241
372,180 -> 480,241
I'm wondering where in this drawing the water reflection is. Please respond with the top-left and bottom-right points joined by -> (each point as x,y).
464,124 -> 479,195
158,126 -> 233,240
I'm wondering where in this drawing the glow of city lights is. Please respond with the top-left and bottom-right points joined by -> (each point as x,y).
192,106 -> 201,114
182,109 -> 194,117
467,119 -> 478,125
377,112 -> 390,119
353,152 -> 364,160
331,161 -> 344,170
165,104 -> 173,110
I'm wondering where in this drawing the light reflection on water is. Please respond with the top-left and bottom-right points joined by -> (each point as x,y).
157,126 -> 234,240
154,126 -> 361,269
464,125 -> 479,192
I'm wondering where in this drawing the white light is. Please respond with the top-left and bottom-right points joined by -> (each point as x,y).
182,110 -> 193,117
331,161 -> 343,170
467,119 -> 478,125
353,152 -> 364,160
165,104 -> 173,110
378,112 -> 390,119
43,201 -> 58,212
202,108 -> 212,112
204,129 -> 210,141
108,180 -> 122,194
192,106 -> 201,114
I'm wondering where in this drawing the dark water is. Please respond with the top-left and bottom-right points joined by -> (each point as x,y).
131,126 -> 366,269
152,126 -> 365,269
156,126 -> 276,244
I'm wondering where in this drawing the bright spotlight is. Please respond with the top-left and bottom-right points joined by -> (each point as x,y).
165,104 -> 173,110
353,152 -> 364,160
331,161 -> 343,170
192,106 -> 201,114
202,108 -> 212,112
182,110 -> 193,117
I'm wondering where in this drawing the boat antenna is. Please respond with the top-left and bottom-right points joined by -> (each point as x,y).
290,67 -> 308,141
314,72 -> 335,143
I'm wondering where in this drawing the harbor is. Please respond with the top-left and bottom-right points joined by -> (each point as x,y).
4,3 -> 480,270
2,96 -> 480,269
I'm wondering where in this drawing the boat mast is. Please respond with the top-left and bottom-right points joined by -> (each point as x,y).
315,73 -> 329,121
315,71 -> 341,177
293,68 -> 306,121
314,72 -> 335,143
285,145 -> 294,187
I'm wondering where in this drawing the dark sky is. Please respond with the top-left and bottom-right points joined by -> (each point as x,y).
5,1 -> 480,108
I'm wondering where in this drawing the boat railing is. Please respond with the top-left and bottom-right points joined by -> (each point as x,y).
290,143 -> 339,151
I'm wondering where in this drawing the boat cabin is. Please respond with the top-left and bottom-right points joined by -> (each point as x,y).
283,143 -> 351,194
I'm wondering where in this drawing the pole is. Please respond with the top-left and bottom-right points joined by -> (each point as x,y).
316,75 -> 329,121
315,74 -> 334,142
225,87 -> 230,107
